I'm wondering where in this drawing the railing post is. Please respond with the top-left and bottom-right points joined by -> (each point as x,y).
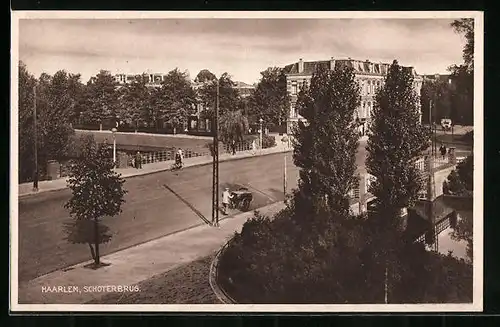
358,173 -> 366,214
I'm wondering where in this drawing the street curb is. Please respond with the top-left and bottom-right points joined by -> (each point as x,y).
18,148 -> 292,199
209,238 -> 237,304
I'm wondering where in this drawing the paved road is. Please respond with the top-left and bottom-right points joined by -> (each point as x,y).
18,145 -> 368,283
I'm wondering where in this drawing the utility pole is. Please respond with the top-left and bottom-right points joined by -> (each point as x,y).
283,152 -> 287,199
429,99 -> 434,157
33,84 -> 38,192
212,79 -> 220,227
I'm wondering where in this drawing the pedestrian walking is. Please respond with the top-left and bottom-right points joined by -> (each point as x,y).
231,140 -> 237,155
221,187 -> 233,215
251,139 -> 257,155
439,144 -> 447,160
135,151 -> 142,169
175,149 -> 184,169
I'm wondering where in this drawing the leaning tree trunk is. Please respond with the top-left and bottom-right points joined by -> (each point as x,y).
94,216 -> 100,265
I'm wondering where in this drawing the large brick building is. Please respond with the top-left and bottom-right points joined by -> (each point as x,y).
282,58 -> 423,137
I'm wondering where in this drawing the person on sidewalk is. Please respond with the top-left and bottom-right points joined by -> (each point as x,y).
175,149 -> 184,169
251,139 -> 257,155
135,151 -> 142,169
221,187 -> 233,215
231,140 -> 237,155
439,144 -> 447,160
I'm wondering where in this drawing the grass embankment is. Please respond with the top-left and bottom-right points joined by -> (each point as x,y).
91,254 -> 218,304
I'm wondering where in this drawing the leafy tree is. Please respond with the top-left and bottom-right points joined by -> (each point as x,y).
194,69 -> 216,83
420,77 -> 452,124
64,134 -> 127,266
80,70 -> 119,126
451,18 -> 474,73
117,74 -> 151,129
198,72 -> 241,119
18,62 -> 77,182
367,60 -> 431,224
18,61 -> 38,182
366,60 -> 431,302
443,154 -> 473,196
248,67 -> 290,128
448,65 -> 474,125
291,64 -> 361,220
157,68 -> 197,130
448,18 -> 474,125
391,243 -> 472,303
219,110 -> 249,154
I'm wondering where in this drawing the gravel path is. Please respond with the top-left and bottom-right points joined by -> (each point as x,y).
91,254 -> 219,304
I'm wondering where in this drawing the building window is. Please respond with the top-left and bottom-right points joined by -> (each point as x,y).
292,83 -> 298,95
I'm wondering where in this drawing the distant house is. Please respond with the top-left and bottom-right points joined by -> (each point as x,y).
233,81 -> 255,98
113,70 -> 168,88
191,79 -> 256,118
282,57 -> 424,137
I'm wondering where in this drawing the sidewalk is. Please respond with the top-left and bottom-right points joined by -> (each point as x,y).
16,201 -> 286,305
18,143 -> 291,198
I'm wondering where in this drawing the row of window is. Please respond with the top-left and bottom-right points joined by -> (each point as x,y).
289,78 -> 422,97
360,79 -> 383,96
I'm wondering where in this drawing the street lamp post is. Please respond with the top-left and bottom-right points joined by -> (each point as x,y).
212,78 -> 220,227
259,118 -> 263,150
111,127 -> 117,166
33,84 -> 38,192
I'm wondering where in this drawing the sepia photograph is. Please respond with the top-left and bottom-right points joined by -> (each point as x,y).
10,11 -> 483,312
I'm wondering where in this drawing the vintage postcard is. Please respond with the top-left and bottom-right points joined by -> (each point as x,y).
10,11 -> 483,312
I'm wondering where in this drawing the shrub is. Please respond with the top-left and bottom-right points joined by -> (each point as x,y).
443,155 -> 473,196
261,134 -> 276,149
217,206 -> 473,304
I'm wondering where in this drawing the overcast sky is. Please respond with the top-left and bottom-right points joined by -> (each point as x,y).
18,18 -> 466,84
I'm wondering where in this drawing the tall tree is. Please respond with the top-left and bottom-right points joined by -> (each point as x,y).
81,70 -> 119,126
157,68 -> 197,131
420,77 -> 452,124
451,18 -> 474,73
219,110 -> 249,154
248,67 -> 290,128
118,74 -> 151,129
18,62 -> 77,182
291,64 -> 361,220
18,61 -> 38,182
448,18 -> 474,125
194,69 -> 217,83
366,60 -> 431,302
64,134 -> 127,266
198,72 -> 241,119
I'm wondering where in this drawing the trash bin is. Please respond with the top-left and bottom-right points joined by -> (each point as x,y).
46,160 -> 61,180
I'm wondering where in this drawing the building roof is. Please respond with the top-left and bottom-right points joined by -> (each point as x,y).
283,60 -> 330,75
234,81 -> 255,89
283,58 -> 419,77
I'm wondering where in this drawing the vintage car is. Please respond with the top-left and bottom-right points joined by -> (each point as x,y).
440,118 -> 452,131
229,187 -> 253,212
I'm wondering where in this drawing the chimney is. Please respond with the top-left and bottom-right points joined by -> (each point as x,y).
298,58 -> 304,73
330,57 -> 336,70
